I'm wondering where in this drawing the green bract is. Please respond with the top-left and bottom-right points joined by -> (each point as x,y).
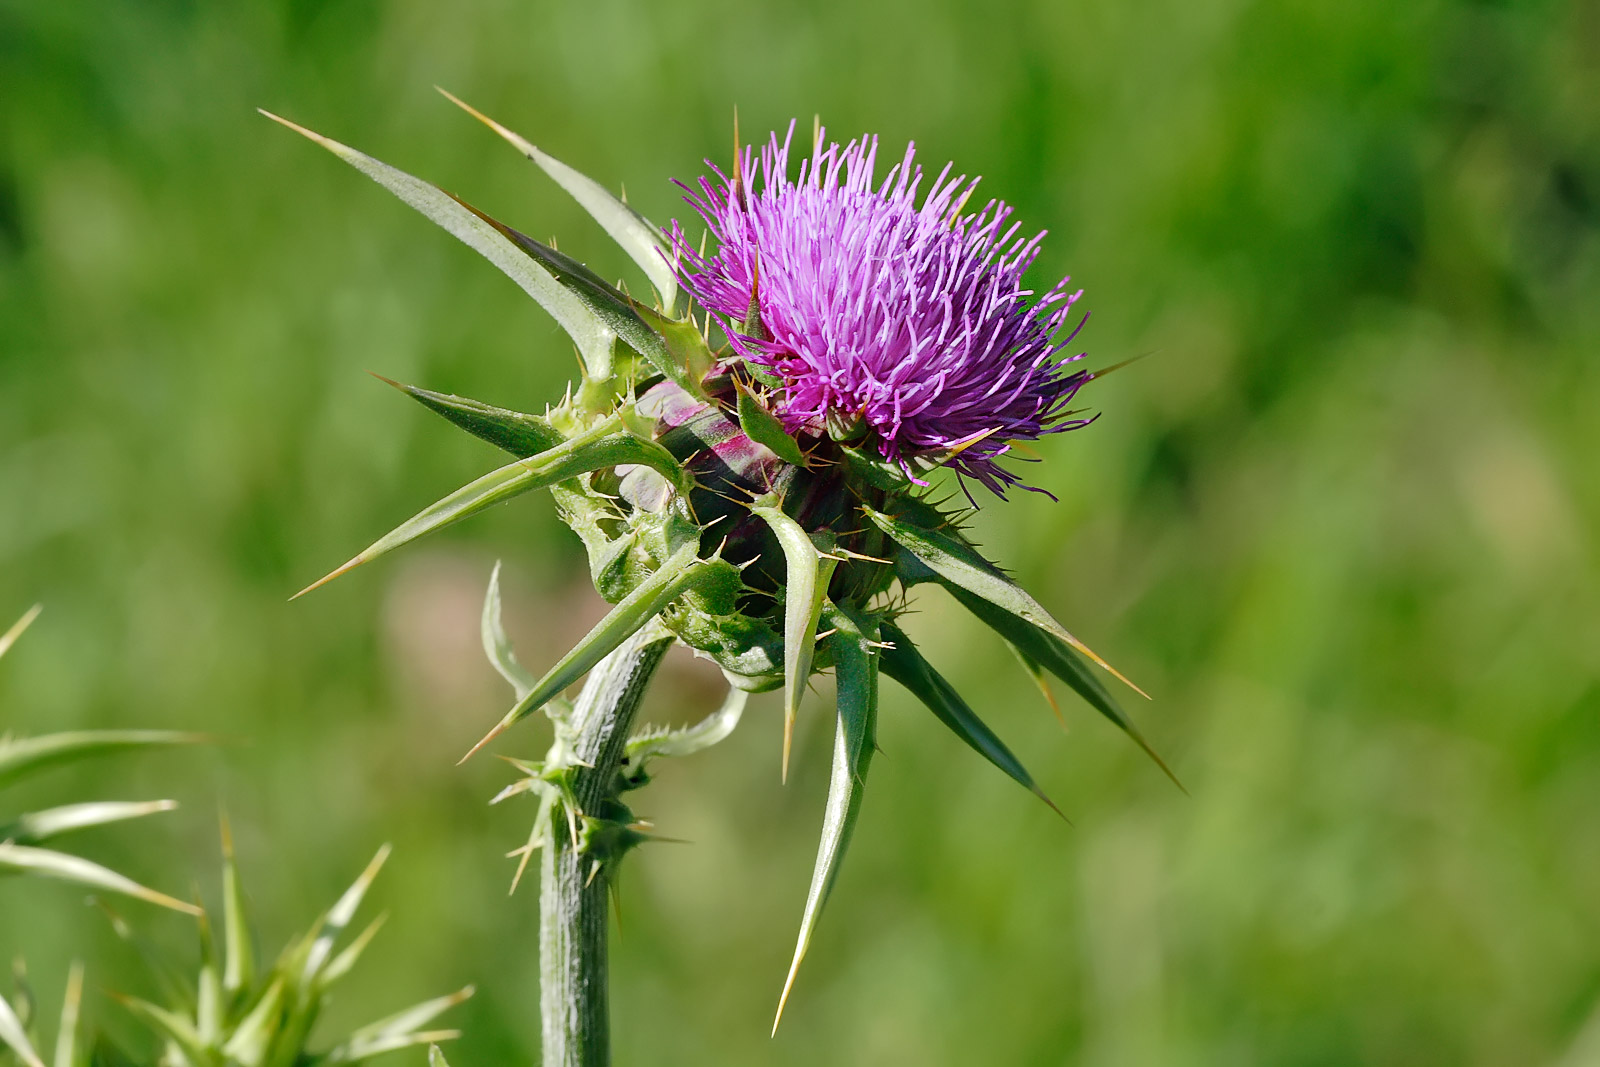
276,97 -> 1175,1026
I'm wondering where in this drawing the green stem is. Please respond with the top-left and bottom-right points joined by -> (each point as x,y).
539,625 -> 671,1067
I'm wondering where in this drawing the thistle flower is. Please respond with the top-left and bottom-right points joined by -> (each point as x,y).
272,97 -> 1175,1032
674,124 -> 1093,495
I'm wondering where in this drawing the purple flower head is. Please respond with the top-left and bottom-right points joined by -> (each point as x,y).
671,122 -> 1095,496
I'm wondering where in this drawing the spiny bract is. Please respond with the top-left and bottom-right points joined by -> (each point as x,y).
271,95 -> 1175,1028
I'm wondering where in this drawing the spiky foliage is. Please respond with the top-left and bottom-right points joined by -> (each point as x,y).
107,829 -> 470,1067
0,961 -> 87,1067
1,606 -> 197,916
272,96 -> 1176,1025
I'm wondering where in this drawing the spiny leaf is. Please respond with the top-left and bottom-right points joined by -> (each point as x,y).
0,732 -> 201,791
0,987 -> 44,1067
455,205 -> 702,393
260,111 -> 617,380
1008,641 -> 1066,727
949,585 -> 1182,791
374,376 -> 563,457
462,545 -> 707,761
219,979 -> 283,1067
110,997 -> 207,1065
878,622 -> 1064,819
0,605 -> 41,662
293,417 -> 685,599
437,89 -> 679,312
773,602 -> 879,1034
749,499 -> 836,782
626,685 -> 747,762
862,504 -> 1147,697
341,987 -> 474,1049
319,913 -> 388,987
302,845 -> 391,987
481,562 -> 536,700
220,817 -> 253,998
0,844 -> 200,915
736,384 -> 807,467
52,964 -> 82,1067
320,1031 -> 461,1065
0,801 -> 178,846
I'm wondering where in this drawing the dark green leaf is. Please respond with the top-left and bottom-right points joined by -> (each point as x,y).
376,378 -> 562,457
878,622 -> 1063,817
863,504 -> 1146,697
949,586 -> 1182,791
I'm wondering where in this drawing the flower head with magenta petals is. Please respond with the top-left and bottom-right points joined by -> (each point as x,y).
673,124 -> 1093,496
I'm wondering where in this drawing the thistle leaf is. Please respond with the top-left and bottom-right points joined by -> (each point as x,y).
878,622 -> 1064,818
0,732 -> 200,791
948,585 -> 1182,791
52,964 -> 82,1067
463,546 -> 706,761
0,844 -> 200,915
736,385 -> 807,467
339,986 -> 474,1050
219,979 -> 283,1067
0,987 -> 45,1067
110,998 -> 208,1066
375,377 -> 563,457
220,818 -> 253,998
302,846 -> 391,987
456,208 -> 703,394
0,800 -> 178,845
0,605 -> 41,662
862,505 -> 1147,697
625,684 -> 747,762
481,562 -> 536,700
749,499 -> 836,782
293,418 -> 686,599
1008,641 -> 1066,726
437,89 -> 679,312
320,1031 -> 461,1065
260,111 -> 617,380
319,913 -> 388,987
773,602 -> 879,1033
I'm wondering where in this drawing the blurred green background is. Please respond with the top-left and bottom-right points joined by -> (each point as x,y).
3,0 -> 1599,1063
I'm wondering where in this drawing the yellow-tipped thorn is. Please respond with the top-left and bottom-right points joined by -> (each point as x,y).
0,603 -> 42,660
781,710 -> 795,785
459,720 -> 510,765
289,556 -> 364,601
772,964 -> 802,1037
1034,789 -> 1072,825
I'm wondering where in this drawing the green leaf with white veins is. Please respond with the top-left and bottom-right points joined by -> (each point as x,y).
292,416 -> 686,599
439,89 -> 680,313
260,110 -> 617,380
773,602 -> 879,1034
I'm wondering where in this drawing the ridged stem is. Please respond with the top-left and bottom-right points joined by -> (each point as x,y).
539,624 -> 671,1067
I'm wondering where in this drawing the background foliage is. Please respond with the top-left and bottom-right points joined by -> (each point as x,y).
2,0 -> 1599,1063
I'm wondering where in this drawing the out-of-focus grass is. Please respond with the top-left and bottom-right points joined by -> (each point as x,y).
1,0 -> 1597,1063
